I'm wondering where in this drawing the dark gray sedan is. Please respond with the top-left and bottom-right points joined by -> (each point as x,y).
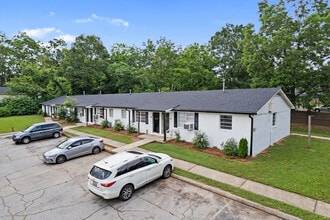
43,136 -> 104,164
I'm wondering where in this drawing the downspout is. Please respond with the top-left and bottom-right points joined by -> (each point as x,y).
249,114 -> 254,157
163,112 -> 166,142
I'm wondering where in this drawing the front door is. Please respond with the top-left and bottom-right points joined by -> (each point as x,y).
153,113 -> 159,133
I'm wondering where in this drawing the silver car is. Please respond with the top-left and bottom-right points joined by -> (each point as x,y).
43,136 -> 104,164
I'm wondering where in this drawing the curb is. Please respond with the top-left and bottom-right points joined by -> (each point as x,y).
172,174 -> 301,220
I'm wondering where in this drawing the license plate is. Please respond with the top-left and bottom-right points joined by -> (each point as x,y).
92,180 -> 98,187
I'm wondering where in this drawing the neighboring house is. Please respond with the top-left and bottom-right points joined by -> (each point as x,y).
0,87 -> 10,101
41,88 -> 294,157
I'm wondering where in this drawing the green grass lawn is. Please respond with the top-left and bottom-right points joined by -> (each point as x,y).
175,169 -> 326,220
0,115 -> 45,133
291,124 -> 330,138
71,126 -> 133,144
141,135 -> 330,204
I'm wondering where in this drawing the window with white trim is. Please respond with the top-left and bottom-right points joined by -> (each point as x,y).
220,115 -> 232,130
177,112 -> 194,127
109,109 -> 113,117
121,110 -> 126,119
135,111 -> 148,124
100,108 -> 104,118
272,113 -> 276,126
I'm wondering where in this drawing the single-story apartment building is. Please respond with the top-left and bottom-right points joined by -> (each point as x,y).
41,88 -> 294,157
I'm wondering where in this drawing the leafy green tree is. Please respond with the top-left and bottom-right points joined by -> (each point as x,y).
137,38 -> 180,92
210,24 -> 251,89
174,43 -> 218,91
0,32 -> 11,86
242,0 -> 330,108
61,35 -> 110,95
106,43 -> 140,93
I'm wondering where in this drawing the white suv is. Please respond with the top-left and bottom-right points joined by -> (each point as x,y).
88,150 -> 174,201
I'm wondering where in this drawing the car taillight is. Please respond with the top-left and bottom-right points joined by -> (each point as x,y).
101,181 -> 116,187
60,128 -> 63,131
99,139 -> 104,143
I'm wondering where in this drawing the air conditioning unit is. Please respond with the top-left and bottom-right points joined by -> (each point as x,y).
184,123 -> 194,131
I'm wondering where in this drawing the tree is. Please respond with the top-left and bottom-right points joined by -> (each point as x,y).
210,24 -> 251,89
174,43 -> 218,91
61,35 -> 110,95
242,0 -> 330,108
137,38 -> 180,92
107,43 -> 140,93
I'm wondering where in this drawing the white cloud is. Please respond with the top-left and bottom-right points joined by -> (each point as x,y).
75,14 -> 129,27
22,27 -> 58,38
49,11 -> 55,16
111,18 -> 129,27
58,34 -> 76,43
91,14 -> 101,19
74,18 -> 92,23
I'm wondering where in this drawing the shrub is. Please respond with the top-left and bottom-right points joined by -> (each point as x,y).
127,125 -> 137,133
238,138 -> 248,158
101,120 -> 109,128
223,138 -> 238,156
114,119 -> 124,131
1,96 -> 38,116
0,106 -> 10,117
174,130 -> 181,142
55,107 -> 67,120
193,131 -> 208,149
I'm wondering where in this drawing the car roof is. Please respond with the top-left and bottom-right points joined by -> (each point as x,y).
68,136 -> 96,141
94,151 -> 147,170
33,122 -> 60,126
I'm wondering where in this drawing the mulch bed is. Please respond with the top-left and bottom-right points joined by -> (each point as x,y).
86,124 -> 252,162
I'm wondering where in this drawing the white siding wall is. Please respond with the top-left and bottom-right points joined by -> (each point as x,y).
174,112 -> 252,151
252,94 -> 291,156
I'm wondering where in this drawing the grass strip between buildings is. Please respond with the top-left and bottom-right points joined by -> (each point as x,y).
291,124 -> 330,138
174,168 -> 327,220
0,115 -> 44,133
71,126 -> 133,144
141,136 -> 330,204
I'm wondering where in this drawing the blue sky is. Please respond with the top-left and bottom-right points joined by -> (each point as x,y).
0,0 -> 269,48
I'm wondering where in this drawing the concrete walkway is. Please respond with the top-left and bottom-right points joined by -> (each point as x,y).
63,124 -> 330,218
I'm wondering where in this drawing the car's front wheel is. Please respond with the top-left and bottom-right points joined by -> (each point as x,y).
162,165 -> 172,179
119,184 -> 134,201
56,155 -> 66,164
21,137 -> 30,144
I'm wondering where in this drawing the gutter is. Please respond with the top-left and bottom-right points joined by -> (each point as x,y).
249,114 -> 254,157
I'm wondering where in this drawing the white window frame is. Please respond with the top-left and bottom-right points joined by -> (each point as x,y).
109,109 -> 113,117
121,109 -> 127,119
177,112 -> 194,128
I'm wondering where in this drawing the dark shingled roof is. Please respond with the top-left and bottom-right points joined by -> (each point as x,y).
42,88 -> 292,114
0,87 -> 10,94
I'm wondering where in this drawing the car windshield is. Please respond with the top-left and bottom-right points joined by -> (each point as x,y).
90,166 -> 112,180
57,139 -> 75,149
24,125 -> 35,132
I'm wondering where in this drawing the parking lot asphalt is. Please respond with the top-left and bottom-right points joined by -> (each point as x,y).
1,135 -> 286,220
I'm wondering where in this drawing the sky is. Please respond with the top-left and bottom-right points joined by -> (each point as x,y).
0,0 -> 272,48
